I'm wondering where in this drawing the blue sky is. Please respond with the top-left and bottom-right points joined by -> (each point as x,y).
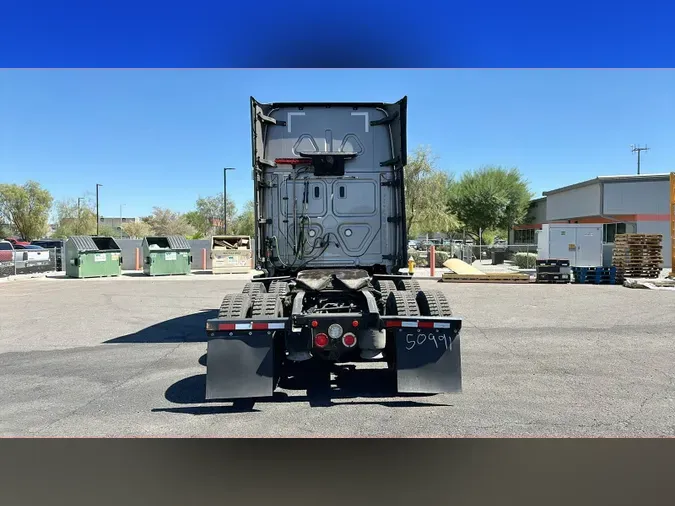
1,70 -> 674,220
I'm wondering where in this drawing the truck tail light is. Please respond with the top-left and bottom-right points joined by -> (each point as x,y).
342,333 -> 357,348
314,333 -> 329,348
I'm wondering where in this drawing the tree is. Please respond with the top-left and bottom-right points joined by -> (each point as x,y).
53,197 -> 97,238
194,193 -> 237,235
183,210 -> 209,237
121,220 -> 152,239
145,207 -> 195,236
403,146 -> 461,238
232,200 -> 255,237
0,181 -> 54,241
448,166 -> 533,237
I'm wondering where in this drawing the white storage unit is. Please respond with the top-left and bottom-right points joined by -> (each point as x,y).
536,223 -> 604,267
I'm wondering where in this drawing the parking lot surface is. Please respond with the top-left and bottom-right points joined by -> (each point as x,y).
1,274 -> 674,436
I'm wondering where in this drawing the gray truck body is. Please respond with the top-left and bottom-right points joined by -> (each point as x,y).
251,97 -> 408,276
203,97 -> 462,409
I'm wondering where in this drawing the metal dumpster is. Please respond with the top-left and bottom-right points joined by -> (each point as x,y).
211,235 -> 252,274
142,235 -> 192,276
65,236 -> 122,278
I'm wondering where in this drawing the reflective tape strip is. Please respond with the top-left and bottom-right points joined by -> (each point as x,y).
384,320 -> 455,329
216,321 -> 286,331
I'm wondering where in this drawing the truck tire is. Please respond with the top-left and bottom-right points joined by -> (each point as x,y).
268,280 -> 289,295
218,293 -> 252,319
416,290 -> 453,317
251,293 -> 283,317
384,291 -> 420,370
374,279 -> 396,306
385,290 -> 421,317
397,278 -> 421,293
243,281 -> 267,296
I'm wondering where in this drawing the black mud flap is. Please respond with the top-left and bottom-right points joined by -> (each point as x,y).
383,316 -> 462,395
204,317 -> 287,401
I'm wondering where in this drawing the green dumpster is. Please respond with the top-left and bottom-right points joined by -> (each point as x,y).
142,235 -> 192,276
65,236 -> 122,278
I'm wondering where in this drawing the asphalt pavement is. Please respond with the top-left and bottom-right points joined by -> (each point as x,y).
1,273 -> 674,436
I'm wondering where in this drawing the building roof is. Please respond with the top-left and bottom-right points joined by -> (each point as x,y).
543,173 -> 671,196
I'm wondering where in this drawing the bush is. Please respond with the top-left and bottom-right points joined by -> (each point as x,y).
407,248 -> 427,267
514,252 -> 537,269
435,250 -> 450,267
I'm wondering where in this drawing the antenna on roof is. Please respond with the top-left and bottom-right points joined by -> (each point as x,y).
630,144 -> 650,175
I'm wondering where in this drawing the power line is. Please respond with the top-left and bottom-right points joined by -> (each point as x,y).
630,144 -> 650,175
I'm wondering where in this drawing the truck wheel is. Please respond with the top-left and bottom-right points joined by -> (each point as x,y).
218,293 -> 252,318
232,398 -> 256,411
243,281 -> 267,296
268,280 -> 289,295
397,278 -> 421,293
416,290 -> 453,317
384,291 -> 420,369
251,293 -> 283,317
386,290 -> 421,317
374,279 -> 396,307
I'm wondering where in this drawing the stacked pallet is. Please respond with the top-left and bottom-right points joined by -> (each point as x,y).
612,234 -> 663,280
571,266 -> 617,285
535,259 -> 571,283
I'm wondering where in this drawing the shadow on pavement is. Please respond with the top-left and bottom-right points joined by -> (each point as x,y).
152,365 -> 447,414
104,309 -> 217,344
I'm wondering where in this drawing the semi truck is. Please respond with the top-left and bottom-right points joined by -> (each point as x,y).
204,97 -> 462,409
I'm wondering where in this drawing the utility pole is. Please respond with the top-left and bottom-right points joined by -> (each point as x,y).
77,197 -> 84,234
96,184 -> 103,235
223,168 -> 235,234
119,204 -> 124,238
630,144 -> 650,175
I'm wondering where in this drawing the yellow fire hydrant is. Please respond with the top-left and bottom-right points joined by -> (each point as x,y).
408,255 -> 416,275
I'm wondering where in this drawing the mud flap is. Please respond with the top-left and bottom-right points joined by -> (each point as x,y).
384,317 -> 462,394
205,332 -> 275,401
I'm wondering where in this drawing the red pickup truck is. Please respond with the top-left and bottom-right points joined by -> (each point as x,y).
0,240 -> 14,263
6,237 -> 30,247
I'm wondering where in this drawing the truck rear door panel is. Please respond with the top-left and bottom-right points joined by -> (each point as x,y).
252,98 -> 407,273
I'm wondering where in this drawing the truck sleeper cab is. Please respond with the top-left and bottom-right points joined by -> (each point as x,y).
204,97 -> 462,410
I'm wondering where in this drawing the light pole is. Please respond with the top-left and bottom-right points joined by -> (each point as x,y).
119,204 -> 124,238
96,184 -> 103,235
223,168 -> 235,234
77,197 -> 84,234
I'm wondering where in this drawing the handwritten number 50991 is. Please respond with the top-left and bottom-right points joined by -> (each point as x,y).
405,333 -> 452,351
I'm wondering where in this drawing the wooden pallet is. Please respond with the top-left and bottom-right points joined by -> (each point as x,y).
441,272 -> 531,283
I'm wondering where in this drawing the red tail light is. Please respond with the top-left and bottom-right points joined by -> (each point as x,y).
314,333 -> 329,348
352,320 -> 359,328
342,333 -> 357,348
311,320 -> 319,328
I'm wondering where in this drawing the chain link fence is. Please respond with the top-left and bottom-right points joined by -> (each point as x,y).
0,247 -> 62,279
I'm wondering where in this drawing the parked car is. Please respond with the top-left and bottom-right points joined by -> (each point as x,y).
31,239 -> 64,269
8,243 -> 51,266
0,240 -> 13,264
6,237 -> 30,247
